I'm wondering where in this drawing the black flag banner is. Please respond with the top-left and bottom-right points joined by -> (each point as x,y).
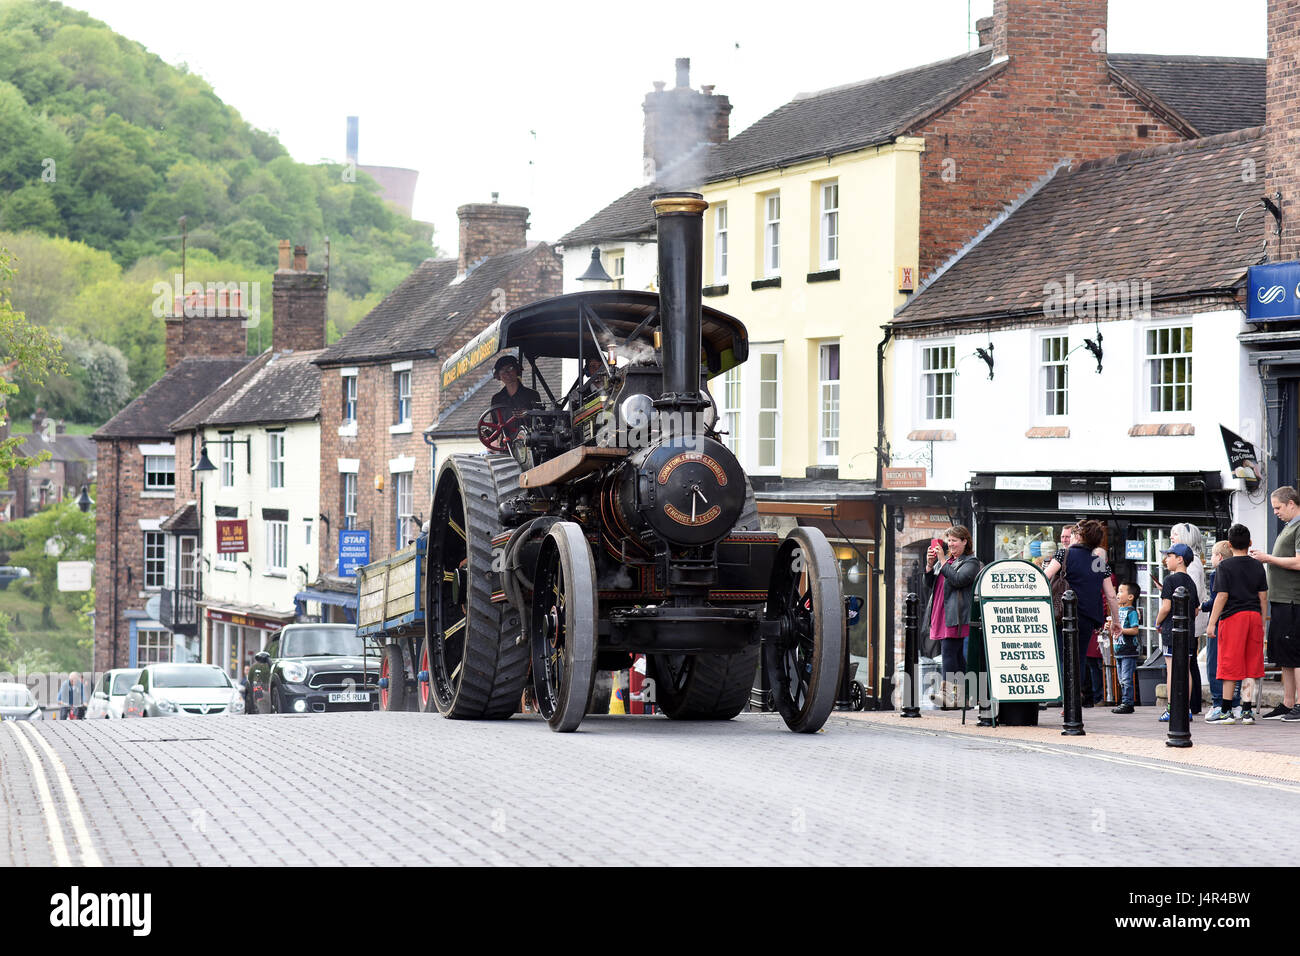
1220,425 -> 1263,489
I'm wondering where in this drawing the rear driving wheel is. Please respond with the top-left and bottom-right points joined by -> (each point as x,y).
425,455 -> 528,718
530,522 -> 598,733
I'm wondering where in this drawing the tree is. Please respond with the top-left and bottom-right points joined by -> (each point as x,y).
0,247 -> 66,471
7,497 -> 95,629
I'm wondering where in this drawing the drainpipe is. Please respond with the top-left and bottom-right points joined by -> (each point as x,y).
877,326 -> 894,709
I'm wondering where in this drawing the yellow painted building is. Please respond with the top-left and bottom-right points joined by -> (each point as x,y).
699,139 -> 922,481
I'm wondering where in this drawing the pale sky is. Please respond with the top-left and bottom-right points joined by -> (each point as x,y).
68,0 -> 1267,254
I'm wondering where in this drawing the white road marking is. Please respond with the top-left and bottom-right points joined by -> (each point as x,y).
18,723 -> 103,867
5,723 -> 70,866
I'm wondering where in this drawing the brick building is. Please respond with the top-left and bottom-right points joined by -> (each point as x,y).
312,200 -> 561,589
93,356 -> 249,670
91,240 -> 331,671
913,1 -> 1264,276
5,417 -> 96,520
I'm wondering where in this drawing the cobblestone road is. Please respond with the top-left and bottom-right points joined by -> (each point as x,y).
3,711 -> 1295,866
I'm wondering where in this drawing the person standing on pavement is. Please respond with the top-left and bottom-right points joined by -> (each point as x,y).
924,526 -> 981,709
1062,519 -> 1121,704
1249,486 -> 1300,720
1111,581 -> 1142,713
1205,524 -> 1267,725
1170,523 -> 1207,713
1203,539 -> 1242,720
1155,544 -> 1200,722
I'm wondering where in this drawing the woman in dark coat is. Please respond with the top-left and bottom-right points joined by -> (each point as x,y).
925,525 -> 981,709
1063,519 -> 1122,699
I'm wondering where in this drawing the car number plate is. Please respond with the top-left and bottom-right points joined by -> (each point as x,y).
328,692 -> 370,703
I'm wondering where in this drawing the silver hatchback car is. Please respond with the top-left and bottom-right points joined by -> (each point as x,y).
122,664 -> 245,717
0,682 -> 43,721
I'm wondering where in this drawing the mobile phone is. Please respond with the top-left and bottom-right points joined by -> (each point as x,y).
930,537 -> 945,554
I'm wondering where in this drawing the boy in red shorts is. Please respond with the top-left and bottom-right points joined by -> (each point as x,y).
1206,523 -> 1268,724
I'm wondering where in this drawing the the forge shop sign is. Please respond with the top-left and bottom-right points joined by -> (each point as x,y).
975,560 -> 1062,703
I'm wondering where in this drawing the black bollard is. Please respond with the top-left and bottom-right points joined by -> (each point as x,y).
1061,590 -> 1085,736
1166,586 -> 1193,748
901,591 -> 921,718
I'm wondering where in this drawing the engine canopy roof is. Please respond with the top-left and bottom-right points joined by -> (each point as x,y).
440,290 -> 749,391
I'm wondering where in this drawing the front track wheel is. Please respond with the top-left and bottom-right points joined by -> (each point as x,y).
764,526 -> 844,733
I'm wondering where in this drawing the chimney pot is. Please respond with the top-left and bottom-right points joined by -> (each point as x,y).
278,240 -> 292,271
293,245 -> 308,271
675,57 -> 690,88
701,84 -> 714,95
653,81 -> 666,92
491,192 -> 499,203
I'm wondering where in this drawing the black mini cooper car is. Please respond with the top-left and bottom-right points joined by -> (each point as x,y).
247,624 -> 381,714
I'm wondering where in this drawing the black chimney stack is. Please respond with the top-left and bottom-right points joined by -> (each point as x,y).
653,192 -> 707,412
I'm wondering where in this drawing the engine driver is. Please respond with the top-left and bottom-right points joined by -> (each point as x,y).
567,356 -> 608,409
490,354 -> 541,412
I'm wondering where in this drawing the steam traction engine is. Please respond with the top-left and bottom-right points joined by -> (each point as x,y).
360,193 -> 844,733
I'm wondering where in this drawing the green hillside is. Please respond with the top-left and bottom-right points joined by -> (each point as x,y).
0,0 -> 436,419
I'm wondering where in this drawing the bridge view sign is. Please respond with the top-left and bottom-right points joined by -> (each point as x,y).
975,560 -> 1062,704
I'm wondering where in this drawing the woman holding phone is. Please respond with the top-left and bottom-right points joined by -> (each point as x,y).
924,525 -> 981,709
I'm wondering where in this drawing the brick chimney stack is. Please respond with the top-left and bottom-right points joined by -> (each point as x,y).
272,240 -> 328,352
164,276 -> 249,369
457,201 -> 529,274
1268,0 -> 1300,261
976,15 -> 995,46
642,57 -> 732,183
991,0 -> 1109,83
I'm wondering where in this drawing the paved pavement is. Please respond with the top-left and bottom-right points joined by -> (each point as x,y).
3,708 -> 1299,867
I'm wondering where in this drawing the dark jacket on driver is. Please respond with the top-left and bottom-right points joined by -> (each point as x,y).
491,384 -> 541,412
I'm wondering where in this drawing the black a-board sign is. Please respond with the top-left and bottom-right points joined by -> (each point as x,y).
975,559 -> 1063,704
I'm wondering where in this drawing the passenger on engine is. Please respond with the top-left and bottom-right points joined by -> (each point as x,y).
490,354 -> 541,412
567,356 -> 609,410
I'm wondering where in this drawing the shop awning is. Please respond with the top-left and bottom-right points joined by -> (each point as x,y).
294,588 -> 358,610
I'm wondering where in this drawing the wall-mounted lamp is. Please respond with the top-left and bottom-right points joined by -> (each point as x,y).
893,508 -> 906,533
577,247 -> 613,285
75,485 -> 94,513
1083,332 -> 1104,374
374,474 -> 385,492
